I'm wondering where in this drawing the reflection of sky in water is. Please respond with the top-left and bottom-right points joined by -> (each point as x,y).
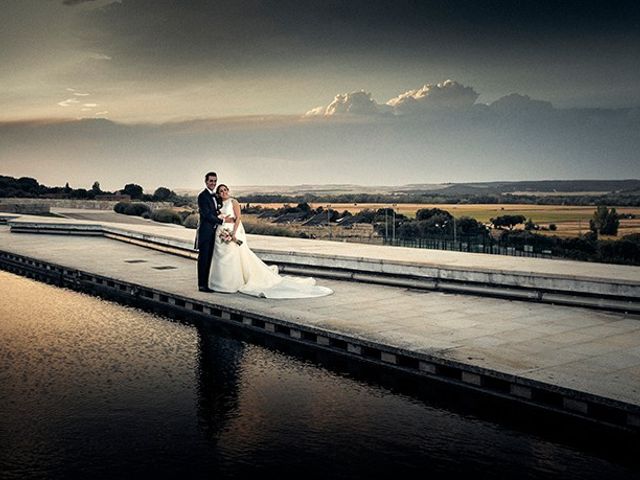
0,270 -> 636,479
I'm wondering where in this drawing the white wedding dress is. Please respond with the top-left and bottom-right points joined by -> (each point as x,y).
209,199 -> 333,298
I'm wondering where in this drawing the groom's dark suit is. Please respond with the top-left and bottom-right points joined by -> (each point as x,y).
197,189 -> 224,288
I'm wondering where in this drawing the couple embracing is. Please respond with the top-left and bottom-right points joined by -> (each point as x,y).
196,171 -> 332,299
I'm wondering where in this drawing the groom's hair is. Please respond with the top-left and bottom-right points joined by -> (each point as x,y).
205,171 -> 217,180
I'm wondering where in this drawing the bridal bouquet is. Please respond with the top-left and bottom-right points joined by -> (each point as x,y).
219,230 -> 243,246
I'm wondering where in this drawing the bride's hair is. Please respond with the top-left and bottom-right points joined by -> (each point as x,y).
216,184 -> 228,194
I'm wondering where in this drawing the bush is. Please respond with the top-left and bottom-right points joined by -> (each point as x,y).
183,213 -> 199,229
243,222 -> 300,237
178,210 -> 194,223
151,208 -> 183,225
123,202 -> 151,216
549,223 -> 557,231
114,201 -> 128,214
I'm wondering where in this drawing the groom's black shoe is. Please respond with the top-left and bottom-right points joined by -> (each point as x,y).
198,286 -> 214,292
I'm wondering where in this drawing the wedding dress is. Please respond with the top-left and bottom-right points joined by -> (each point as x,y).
209,199 -> 333,298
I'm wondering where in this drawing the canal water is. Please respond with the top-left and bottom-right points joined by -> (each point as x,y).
0,270 -> 638,479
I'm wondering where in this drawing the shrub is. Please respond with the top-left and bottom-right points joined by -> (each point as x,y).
178,210 -> 194,223
151,208 -> 183,225
114,201 -> 129,214
549,223 -> 557,231
123,202 -> 150,216
243,222 -> 300,237
183,213 -> 199,229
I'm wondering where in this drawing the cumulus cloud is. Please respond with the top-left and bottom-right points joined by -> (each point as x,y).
305,90 -> 390,116
385,79 -> 479,114
306,80 -> 479,117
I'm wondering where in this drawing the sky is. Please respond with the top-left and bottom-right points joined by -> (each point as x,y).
1,0 -> 639,190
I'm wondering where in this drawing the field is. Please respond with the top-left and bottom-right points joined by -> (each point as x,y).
245,203 -> 640,238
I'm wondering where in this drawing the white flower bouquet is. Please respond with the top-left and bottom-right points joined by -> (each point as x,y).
219,229 -> 243,246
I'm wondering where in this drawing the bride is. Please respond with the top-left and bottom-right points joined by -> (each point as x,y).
209,184 -> 333,299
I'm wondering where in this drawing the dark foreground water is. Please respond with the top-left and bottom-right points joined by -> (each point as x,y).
1,271 -> 638,480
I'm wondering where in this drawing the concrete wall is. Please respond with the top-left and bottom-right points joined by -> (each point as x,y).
0,198 -> 173,211
0,202 -> 50,214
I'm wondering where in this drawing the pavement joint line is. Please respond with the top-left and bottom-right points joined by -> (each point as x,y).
2,249 -> 640,432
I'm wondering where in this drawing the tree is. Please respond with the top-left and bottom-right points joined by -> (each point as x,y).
122,183 -> 144,199
152,186 -> 173,201
524,218 -> 537,231
490,214 -> 526,230
589,206 -> 619,236
416,208 -> 453,221
91,181 -> 102,194
455,216 -> 488,236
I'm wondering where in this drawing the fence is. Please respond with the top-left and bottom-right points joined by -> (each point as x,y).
382,234 -> 553,259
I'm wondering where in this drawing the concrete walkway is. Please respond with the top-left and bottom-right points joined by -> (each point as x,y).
4,212 -> 640,310
1,224 -> 640,431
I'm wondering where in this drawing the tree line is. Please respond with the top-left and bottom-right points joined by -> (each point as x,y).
236,192 -> 640,207
0,175 -> 190,205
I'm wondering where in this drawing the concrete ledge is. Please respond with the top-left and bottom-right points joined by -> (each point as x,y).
6,217 -> 640,312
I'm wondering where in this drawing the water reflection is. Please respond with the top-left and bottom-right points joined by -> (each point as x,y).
196,328 -> 243,442
1,270 -> 638,479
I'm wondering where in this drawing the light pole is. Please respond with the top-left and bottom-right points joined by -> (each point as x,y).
327,204 -> 332,240
453,216 -> 457,244
384,208 -> 388,242
392,204 -> 397,243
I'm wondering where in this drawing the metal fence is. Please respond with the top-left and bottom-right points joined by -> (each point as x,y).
382,235 -> 553,258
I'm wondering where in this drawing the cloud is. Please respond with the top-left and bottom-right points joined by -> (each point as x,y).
305,90 -> 390,116
489,93 -> 554,114
57,90 -> 104,113
307,80 -> 479,117
88,53 -> 112,61
57,98 -> 80,107
67,88 -> 90,96
385,79 -> 479,114
62,0 -> 100,5
1,103 -> 638,189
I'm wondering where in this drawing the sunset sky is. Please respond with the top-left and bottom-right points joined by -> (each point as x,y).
1,0 -> 639,190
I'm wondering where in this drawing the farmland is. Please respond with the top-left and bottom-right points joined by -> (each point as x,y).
244,203 -> 640,238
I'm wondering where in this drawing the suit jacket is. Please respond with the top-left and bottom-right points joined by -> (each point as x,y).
196,189 -> 223,249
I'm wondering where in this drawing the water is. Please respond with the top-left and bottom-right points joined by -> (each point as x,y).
0,270 -> 638,479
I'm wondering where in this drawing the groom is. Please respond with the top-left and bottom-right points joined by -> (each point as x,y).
196,171 -> 233,292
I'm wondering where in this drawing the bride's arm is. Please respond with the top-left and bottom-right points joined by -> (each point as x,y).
231,199 -> 241,239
